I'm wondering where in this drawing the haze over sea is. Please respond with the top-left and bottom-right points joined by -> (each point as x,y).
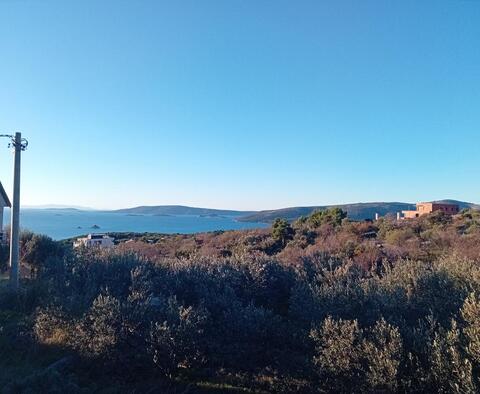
3,209 -> 267,240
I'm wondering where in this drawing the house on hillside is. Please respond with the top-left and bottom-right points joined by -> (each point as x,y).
402,202 -> 459,219
0,182 -> 11,243
74,233 -> 115,249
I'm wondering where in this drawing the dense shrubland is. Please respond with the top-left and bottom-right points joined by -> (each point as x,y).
1,209 -> 480,392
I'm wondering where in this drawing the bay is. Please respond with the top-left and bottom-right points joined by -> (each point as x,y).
3,209 -> 267,240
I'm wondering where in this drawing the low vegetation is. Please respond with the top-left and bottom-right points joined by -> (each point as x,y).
1,208 -> 480,392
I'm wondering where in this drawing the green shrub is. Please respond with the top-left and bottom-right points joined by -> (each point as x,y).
272,218 -> 294,248
307,208 -> 347,228
149,297 -> 208,378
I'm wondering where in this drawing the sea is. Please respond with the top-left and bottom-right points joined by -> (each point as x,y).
3,209 -> 268,240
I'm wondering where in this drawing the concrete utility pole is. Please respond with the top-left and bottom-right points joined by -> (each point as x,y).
9,133 -> 23,290
0,132 -> 28,290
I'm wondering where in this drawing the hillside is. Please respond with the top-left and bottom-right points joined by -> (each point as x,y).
238,199 -> 480,223
3,206 -> 480,392
113,205 -> 254,217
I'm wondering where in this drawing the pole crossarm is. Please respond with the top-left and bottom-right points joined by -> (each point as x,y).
0,134 -> 28,151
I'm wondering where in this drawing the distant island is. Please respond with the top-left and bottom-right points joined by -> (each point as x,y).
113,205 -> 255,217
23,204 -> 95,210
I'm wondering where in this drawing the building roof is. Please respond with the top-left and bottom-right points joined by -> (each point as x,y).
0,182 -> 11,208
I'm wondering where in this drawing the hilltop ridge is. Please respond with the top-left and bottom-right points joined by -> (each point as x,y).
237,199 -> 480,223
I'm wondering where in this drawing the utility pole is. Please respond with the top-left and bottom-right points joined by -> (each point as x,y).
9,133 -> 23,290
0,132 -> 28,290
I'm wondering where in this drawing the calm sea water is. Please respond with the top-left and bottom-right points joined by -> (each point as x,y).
3,209 -> 267,240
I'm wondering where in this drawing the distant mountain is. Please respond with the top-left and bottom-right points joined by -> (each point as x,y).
113,205 -> 255,217
238,200 -> 480,223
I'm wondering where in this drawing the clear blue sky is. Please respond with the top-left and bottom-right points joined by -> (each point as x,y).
0,0 -> 479,210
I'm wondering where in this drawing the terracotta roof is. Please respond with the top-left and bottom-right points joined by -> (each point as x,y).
0,182 -> 11,207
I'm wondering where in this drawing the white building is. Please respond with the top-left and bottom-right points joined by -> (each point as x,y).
0,182 -> 11,243
74,233 -> 115,249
